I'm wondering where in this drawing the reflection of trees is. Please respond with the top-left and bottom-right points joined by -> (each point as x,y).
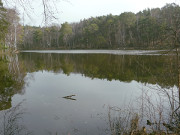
0,54 -> 26,111
7,54 -> 26,92
0,101 -> 31,135
19,53 -> 178,88
104,52 -> 180,134
5,52 -> 179,134
18,52 -> 180,133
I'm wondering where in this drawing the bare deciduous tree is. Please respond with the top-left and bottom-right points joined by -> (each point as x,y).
2,0 -> 69,25
5,8 -> 22,50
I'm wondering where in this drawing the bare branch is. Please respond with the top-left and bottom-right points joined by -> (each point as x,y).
2,0 -> 70,25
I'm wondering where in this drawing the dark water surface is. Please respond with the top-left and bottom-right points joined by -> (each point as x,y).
0,51 -> 178,135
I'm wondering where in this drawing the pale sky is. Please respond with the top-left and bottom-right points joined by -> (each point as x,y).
6,0 -> 179,26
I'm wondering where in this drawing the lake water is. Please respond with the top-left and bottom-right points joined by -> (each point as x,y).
0,50 -> 179,135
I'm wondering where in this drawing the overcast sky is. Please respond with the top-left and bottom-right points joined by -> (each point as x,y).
14,0 -> 179,26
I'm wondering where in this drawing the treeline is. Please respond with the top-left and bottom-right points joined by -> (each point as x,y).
19,3 -> 180,50
0,2 -> 179,50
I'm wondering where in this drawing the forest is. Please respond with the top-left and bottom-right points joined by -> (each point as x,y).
19,3 -> 180,50
0,1 -> 179,50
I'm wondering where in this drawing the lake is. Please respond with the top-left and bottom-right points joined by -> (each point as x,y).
0,50 -> 179,135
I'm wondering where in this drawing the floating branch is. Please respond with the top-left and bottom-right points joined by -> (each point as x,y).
62,95 -> 76,101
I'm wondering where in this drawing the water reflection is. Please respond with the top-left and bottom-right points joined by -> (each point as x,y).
106,84 -> 180,134
0,101 -> 31,135
0,52 -> 179,134
0,54 -> 25,111
19,52 -> 178,88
